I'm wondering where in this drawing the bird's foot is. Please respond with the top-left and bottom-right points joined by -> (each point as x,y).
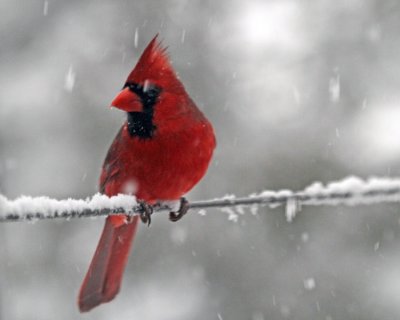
169,197 -> 190,222
138,201 -> 153,226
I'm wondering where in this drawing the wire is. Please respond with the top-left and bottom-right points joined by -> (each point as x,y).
1,176 -> 400,223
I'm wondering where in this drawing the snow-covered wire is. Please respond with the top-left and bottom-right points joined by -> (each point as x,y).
1,176 -> 400,223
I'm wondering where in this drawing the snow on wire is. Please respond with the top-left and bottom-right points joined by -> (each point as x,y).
1,176 -> 400,223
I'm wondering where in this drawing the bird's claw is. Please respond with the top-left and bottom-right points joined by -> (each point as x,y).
169,197 -> 190,222
138,201 -> 153,226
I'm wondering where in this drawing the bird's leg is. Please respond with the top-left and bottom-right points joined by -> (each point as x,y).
138,201 -> 153,226
169,197 -> 190,222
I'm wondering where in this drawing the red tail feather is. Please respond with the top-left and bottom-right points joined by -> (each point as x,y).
78,215 -> 139,312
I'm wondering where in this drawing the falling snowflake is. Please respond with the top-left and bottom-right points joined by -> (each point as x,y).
64,65 -> 76,92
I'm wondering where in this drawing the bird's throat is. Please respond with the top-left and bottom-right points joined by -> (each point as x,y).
127,112 -> 156,139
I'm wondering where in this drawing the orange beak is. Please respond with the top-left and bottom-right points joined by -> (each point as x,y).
110,88 -> 142,112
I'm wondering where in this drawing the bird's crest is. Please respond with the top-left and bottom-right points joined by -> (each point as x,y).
126,35 -> 184,93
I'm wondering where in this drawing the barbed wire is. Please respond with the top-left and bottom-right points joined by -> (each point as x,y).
1,176 -> 400,223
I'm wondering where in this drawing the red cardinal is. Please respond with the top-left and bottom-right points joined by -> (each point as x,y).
78,36 -> 216,312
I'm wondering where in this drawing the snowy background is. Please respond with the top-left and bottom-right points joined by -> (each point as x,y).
2,0 -> 400,319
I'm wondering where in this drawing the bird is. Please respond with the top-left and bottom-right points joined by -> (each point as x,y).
78,35 -> 216,312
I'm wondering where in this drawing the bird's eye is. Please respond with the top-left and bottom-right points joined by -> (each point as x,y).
141,81 -> 161,98
145,87 -> 161,97
142,81 -> 159,94
124,81 -> 161,105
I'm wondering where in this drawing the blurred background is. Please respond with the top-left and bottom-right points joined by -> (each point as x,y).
1,0 -> 400,319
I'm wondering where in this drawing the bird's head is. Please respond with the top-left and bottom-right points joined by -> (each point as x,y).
111,35 -> 185,114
